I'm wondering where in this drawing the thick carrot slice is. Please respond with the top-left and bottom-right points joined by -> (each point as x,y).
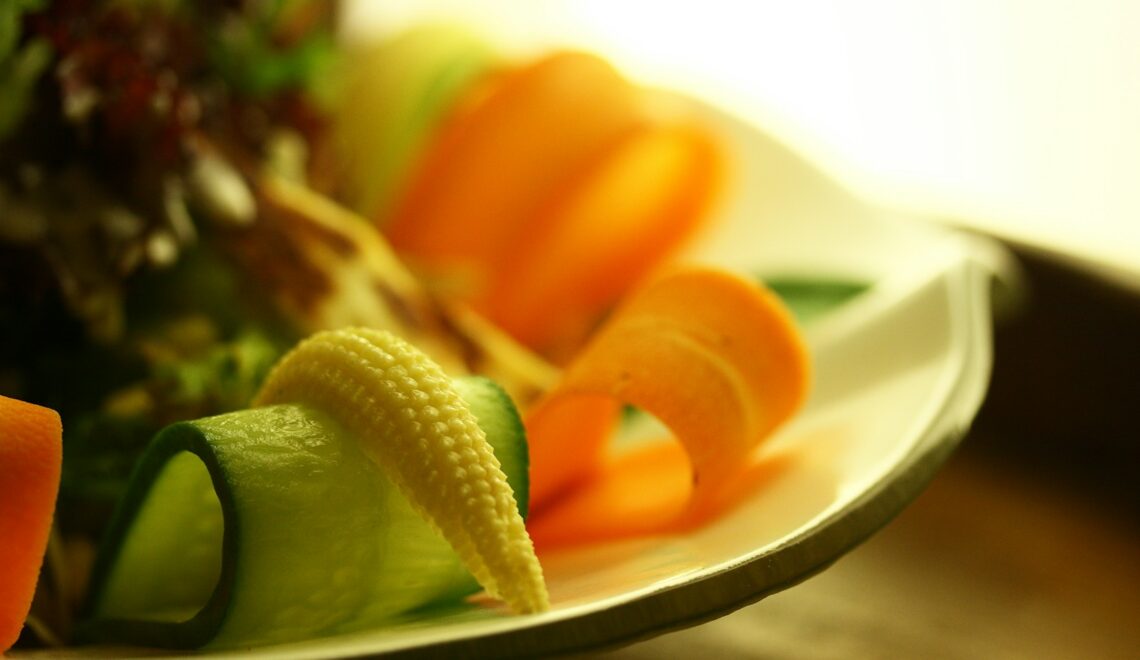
384,51 -> 642,294
0,395 -> 63,652
525,267 -> 809,535
479,121 -> 725,359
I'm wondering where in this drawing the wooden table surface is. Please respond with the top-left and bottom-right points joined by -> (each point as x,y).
600,447 -> 1140,659
600,246 -> 1140,659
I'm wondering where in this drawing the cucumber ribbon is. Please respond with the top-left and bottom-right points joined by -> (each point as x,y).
77,376 -> 528,649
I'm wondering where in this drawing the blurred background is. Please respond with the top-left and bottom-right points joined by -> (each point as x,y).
346,0 -> 1140,285
346,1 -> 1139,657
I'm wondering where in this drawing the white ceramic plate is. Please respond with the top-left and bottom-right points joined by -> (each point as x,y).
58,99 -> 1010,659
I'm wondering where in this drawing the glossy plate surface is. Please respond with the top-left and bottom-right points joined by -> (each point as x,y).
67,99 -> 1010,659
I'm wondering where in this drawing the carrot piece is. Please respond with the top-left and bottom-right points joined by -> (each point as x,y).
384,49 -> 726,362
527,440 -> 796,550
384,51 -> 641,292
528,441 -> 693,549
525,267 -> 810,527
479,121 -> 725,360
0,395 -> 62,652
525,395 -> 620,510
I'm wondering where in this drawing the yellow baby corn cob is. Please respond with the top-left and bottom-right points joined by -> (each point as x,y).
252,327 -> 549,614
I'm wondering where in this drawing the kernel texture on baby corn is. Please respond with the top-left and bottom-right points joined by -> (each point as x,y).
253,327 -> 549,614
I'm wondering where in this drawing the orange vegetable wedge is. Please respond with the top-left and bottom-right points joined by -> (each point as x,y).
480,121 -> 724,359
0,395 -> 63,652
384,50 -> 642,287
524,267 -> 809,544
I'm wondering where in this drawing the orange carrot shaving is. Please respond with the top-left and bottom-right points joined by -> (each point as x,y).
525,394 -> 620,510
479,121 -> 725,360
528,441 -> 693,549
0,395 -> 63,652
527,441 -> 796,550
384,51 -> 641,286
524,267 -> 809,544
383,50 -> 725,362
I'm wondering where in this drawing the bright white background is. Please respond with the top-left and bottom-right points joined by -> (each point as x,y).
345,0 -> 1140,283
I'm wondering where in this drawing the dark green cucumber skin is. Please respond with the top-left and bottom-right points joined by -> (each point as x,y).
451,376 -> 530,518
76,423 -> 239,649
76,375 -> 530,650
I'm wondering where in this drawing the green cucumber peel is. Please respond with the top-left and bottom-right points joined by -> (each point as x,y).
77,375 -> 529,649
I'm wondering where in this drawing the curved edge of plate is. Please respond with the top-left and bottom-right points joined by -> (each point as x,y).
373,245 -> 998,660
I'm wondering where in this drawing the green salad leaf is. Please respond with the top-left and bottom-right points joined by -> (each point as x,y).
764,277 -> 870,324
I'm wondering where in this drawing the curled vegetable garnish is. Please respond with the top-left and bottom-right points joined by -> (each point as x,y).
254,327 -> 549,614
79,328 -> 543,649
382,50 -> 724,359
525,267 -> 810,546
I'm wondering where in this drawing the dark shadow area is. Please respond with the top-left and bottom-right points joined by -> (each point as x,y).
968,242 -> 1140,528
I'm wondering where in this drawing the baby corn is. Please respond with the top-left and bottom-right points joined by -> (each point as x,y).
253,327 -> 549,614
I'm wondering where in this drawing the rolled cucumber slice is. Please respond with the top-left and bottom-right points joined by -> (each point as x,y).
78,376 -> 528,649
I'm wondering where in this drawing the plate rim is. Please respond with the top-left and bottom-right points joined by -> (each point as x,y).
240,240 -> 998,660
41,101 -> 1004,660
399,252 -> 993,660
